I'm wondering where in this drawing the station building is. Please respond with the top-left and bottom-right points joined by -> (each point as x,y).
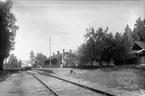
44,49 -> 78,68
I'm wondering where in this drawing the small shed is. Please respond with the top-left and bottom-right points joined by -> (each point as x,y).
130,41 -> 145,64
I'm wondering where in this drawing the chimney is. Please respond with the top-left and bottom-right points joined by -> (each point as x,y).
69,49 -> 72,53
57,51 -> 60,55
53,52 -> 55,56
62,49 -> 65,54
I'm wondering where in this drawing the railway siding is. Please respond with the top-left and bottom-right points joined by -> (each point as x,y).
28,71 -> 58,96
34,70 -> 115,96
30,71 -> 104,96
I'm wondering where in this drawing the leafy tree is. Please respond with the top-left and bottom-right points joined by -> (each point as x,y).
78,27 -> 110,66
77,43 -> 91,65
123,25 -> 133,53
35,52 -> 47,68
100,33 -> 115,66
133,18 -> 145,42
78,26 -> 133,66
113,32 -> 126,64
18,59 -> 22,68
0,0 -> 18,70
78,18 -> 145,67
7,54 -> 19,68
84,27 -> 98,66
112,28 -> 133,65
124,24 -> 133,44
30,50 -> 35,66
30,50 -> 35,60
94,27 -> 109,65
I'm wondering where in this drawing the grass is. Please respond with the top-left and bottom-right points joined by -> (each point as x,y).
35,66 -> 145,92
68,66 -> 145,91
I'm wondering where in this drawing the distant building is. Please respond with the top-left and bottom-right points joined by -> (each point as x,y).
21,60 -> 32,68
129,41 -> 145,64
45,49 -> 77,68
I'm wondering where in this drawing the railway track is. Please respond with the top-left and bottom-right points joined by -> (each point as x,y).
28,70 -> 115,96
28,71 -> 58,96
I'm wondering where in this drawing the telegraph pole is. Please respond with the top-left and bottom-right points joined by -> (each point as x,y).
62,49 -> 64,67
49,36 -> 51,67
35,31 -> 70,68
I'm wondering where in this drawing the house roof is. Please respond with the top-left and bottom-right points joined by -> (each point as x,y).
134,41 -> 145,50
45,52 -> 77,61
47,54 -> 62,60
129,50 -> 140,54
130,41 -> 145,54
129,49 -> 145,54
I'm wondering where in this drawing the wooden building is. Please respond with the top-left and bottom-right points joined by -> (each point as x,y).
45,50 -> 77,68
129,41 -> 145,64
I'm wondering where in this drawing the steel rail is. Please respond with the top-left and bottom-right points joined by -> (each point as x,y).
34,70 -> 115,96
28,71 -> 59,96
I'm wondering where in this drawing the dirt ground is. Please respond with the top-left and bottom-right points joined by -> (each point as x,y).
0,71 -> 52,96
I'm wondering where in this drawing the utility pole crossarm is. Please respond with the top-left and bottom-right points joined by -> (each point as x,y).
42,32 -> 71,35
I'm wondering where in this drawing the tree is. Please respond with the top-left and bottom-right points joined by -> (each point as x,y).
132,18 -> 145,42
84,27 -> 98,66
124,24 -> 133,44
78,27 -> 110,66
30,50 -> 35,60
7,54 -> 19,68
100,32 -> 115,66
35,53 -> 47,68
18,59 -> 22,68
112,32 -> 126,64
0,0 -> 18,70
78,26 -> 133,66
30,50 -> 35,66
77,43 -> 91,65
112,28 -> 133,65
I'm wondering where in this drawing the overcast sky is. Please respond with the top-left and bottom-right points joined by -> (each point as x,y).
11,0 -> 144,60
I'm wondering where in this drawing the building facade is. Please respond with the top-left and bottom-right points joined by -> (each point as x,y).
129,41 -> 145,64
45,50 -> 77,68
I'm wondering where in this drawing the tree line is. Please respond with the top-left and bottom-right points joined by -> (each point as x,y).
4,50 -> 48,69
77,18 -> 145,66
30,50 -> 47,68
4,54 -> 22,69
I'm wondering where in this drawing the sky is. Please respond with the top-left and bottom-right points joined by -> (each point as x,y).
10,0 -> 144,60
